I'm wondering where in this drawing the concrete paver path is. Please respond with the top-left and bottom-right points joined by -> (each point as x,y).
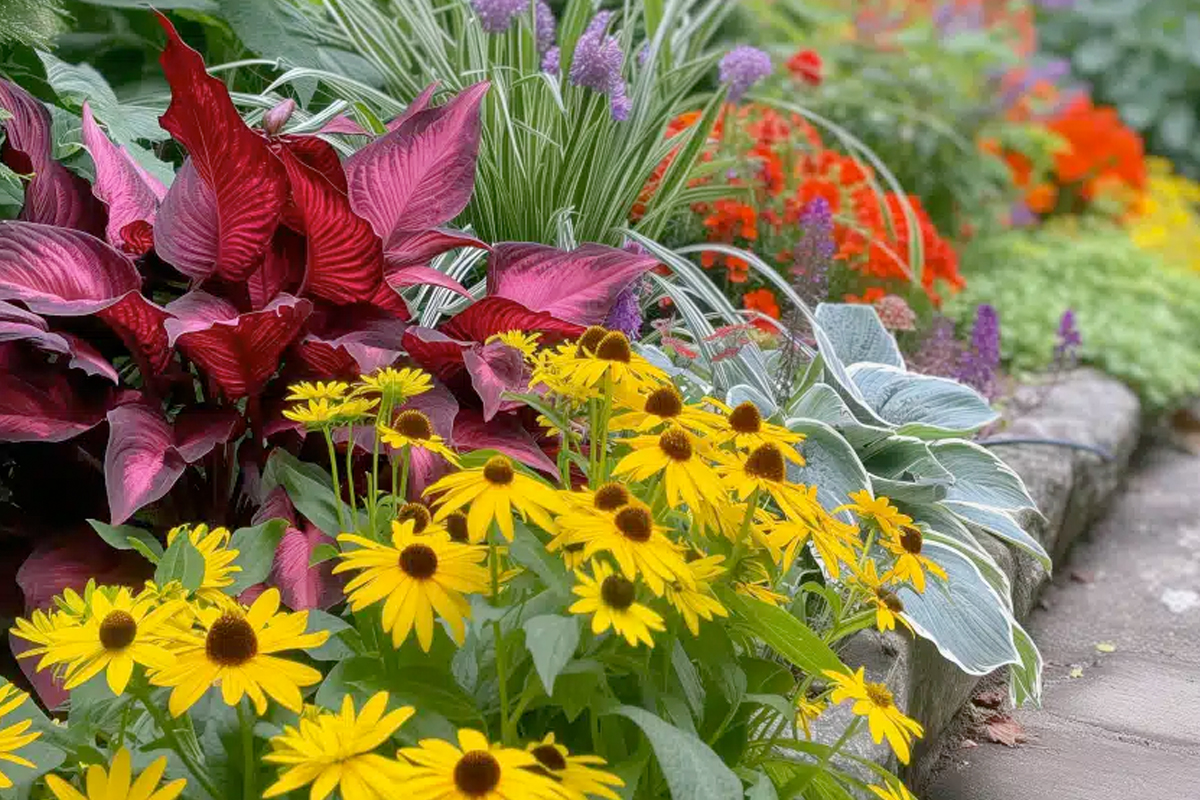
928,445 -> 1200,799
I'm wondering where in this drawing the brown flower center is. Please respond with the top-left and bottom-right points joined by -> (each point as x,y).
899,526 -> 923,555
530,744 -> 567,772
600,575 -> 636,610
878,588 -> 904,613
643,387 -> 683,418
595,332 -> 632,363
205,613 -> 258,666
614,506 -> 652,543
393,410 -> 434,440
398,544 -> 439,579
594,482 -> 630,511
397,503 -> 432,533
454,751 -> 502,796
865,681 -> 894,709
728,401 -> 762,433
578,326 -> 608,353
482,456 -> 514,486
744,443 -> 786,482
98,610 -> 137,651
445,512 -> 469,543
657,427 -> 692,461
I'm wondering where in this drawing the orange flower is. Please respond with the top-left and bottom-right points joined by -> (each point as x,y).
743,288 -> 781,332
787,49 -> 823,86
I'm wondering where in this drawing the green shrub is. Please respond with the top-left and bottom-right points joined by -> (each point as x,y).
946,222 -> 1200,410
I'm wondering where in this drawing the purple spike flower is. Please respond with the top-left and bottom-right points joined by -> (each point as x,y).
956,304 -> 1001,398
1054,308 -> 1082,367
471,0 -> 528,33
604,281 -> 643,339
535,1 -> 556,54
790,197 -> 834,307
718,46 -> 772,103
569,12 -> 630,121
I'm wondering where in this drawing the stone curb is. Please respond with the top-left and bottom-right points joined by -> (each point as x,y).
811,368 -> 1142,791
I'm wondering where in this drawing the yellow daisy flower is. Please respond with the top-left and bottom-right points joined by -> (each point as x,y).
333,397 -> 380,424
263,691 -> 414,800
15,587 -> 180,695
795,695 -> 826,740
835,491 -> 912,540
708,399 -> 805,463
765,511 -> 859,580
150,588 -> 328,716
663,555 -> 729,636
851,560 -> 912,633
868,777 -> 918,800
486,330 -> 541,359
283,398 -> 341,429
530,344 -> 596,404
44,748 -> 185,800
355,367 -> 432,401
554,329 -> 668,394
823,667 -> 924,764
378,410 -> 460,465
165,524 -> 241,604
716,443 -> 811,516
609,385 -> 721,435
733,581 -> 789,607
426,455 -> 566,543
569,562 -> 665,648
286,381 -> 350,401
0,683 -> 41,790
398,729 -> 565,800
611,426 -> 725,515
551,502 -> 691,595
880,525 -> 948,594
525,733 -> 625,800
333,521 -> 490,652
394,502 -> 444,536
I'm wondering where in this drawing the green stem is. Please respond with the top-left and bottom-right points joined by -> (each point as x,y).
791,717 -> 862,796
490,536 -> 512,743
344,424 -> 357,523
322,428 -> 347,533
595,371 -> 614,482
237,700 -> 256,800
729,487 -> 761,568
134,686 -> 219,800
399,444 -> 411,502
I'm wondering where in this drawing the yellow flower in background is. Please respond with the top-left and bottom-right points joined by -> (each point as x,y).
378,409 -> 460,465
1128,157 -> 1200,273
486,330 -> 542,359
398,729 -> 566,800
530,344 -> 596,403
525,733 -> 625,800
570,562 -> 666,648
734,581 -> 789,607
334,521 -> 490,651
824,667 -> 923,764
836,491 -> 911,540
612,426 -> 725,515
708,399 -> 805,463
881,525 -> 947,594
286,381 -> 350,401
664,555 -> 728,635
868,778 -> 919,800
552,502 -> 691,595
283,398 -> 340,428
851,560 -> 912,633
150,588 -> 328,716
609,385 -> 721,435
355,367 -> 432,401
426,455 -> 566,542
795,695 -> 826,740
0,684 -> 40,790
263,691 -> 414,800
165,524 -> 240,603
44,748 -> 185,800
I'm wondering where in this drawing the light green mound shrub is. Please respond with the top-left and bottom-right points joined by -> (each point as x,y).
947,222 -> 1200,411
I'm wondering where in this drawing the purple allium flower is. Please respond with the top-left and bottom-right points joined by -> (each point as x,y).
911,315 -> 966,379
471,0 -> 528,33
1054,308 -> 1082,366
542,46 -> 561,74
790,197 -> 835,307
535,1 -> 556,54
569,12 -> 630,121
956,304 -> 1001,398
604,281 -> 643,340
718,45 -> 772,103
1009,201 -> 1037,227
637,43 -> 650,67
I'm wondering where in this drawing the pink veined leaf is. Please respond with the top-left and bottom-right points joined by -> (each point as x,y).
384,228 -> 488,274
292,309 -> 407,379
400,376 -> 459,440
276,135 -> 348,195
0,79 -> 107,237
97,292 -> 173,375
345,82 -> 489,241
153,159 -> 218,281
156,13 -> 286,280
386,81 -> 440,132
0,221 -> 140,315
486,242 -> 657,326
453,409 -> 558,476
253,486 -> 298,527
462,340 -> 527,422
173,406 -> 242,462
17,535 -> 153,612
81,102 -> 164,253
320,115 -> 371,136
0,357 -> 107,443
164,292 -> 313,399
439,295 -> 586,344
386,263 -> 472,299
104,403 -> 188,525
0,301 -> 118,382
246,228 -> 306,310
271,523 -> 345,610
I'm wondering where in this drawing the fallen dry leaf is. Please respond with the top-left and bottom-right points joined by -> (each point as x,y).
960,739 -> 979,749
1095,642 -> 1116,653
985,715 -> 1028,747
1069,666 -> 1084,679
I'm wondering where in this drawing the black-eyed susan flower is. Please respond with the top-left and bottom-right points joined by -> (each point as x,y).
664,555 -> 729,636
880,525 -> 947,594
852,560 -> 912,633
15,587 -> 180,695
286,381 -> 350,401
355,366 -> 432,401
569,562 -> 665,648
332,397 -> 380,424
555,329 -> 668,394
823,667 -> 923,764
263,691 -> 414,800
0,684 -> 40,790
379,409 -> 460,465
530,344 -> 595,404
766,511 -> 858,579
395,502 -> 442,536
283,398 -> 341,429
734,580 -> 789,607
150,588 -> 328,716
868,777 -> 918,800
443,511 -> 470,543
835,491 -> 912,541
486,330 -> 541,359
165,524 -> 241,604
611,426 -> 725,514
334,521 -> 490,651
553,502 -> 691,595
610,385 -> 721,435
426,455 -> 566,543
525,733 -> 625,800
398,729 -> 565,800
716,443 -> 812,516
795,695 -> 826,740
44,748 -> 185,800
709,399 -> 805,463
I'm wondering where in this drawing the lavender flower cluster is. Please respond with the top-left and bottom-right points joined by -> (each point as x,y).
790,197 -> 834,307
955,304 -> 1001,399
718,46 -> 772,103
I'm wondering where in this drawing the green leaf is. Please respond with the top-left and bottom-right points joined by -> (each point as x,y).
0,678 -> 65,793
262,449 -> 351,537
522,614 -> 580,695
719,589 -> 846,677
309,543 -> 340,567
1074,37 -> 1121,74
613,706 -> 743,800
304,609 -> 359,661
87,519 -> 164,562
226,519 -> 288,595
155,535 -> 205,592
672,640 -> 706,718
509,522 -> 570,597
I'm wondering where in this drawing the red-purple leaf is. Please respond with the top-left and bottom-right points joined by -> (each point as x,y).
386,82 -> 440,132
0,79 -> 106,237
0,356 -> 106,442
385,228 -> 488,272
0,301 -> 118,382
262,99 -> 296,135
17,536 -> 152,612
320,115 -> 371,136
487,242 -> 656,325
105,403 -> 187,524
156,13 -> 286,280
386,263 -> 472,298
293,310 -> 407,378
0,221 -> 140,315
453,409 -> 558,476
401,326 -> 471,381
10,633 -> 67,710
81,102 -> 165,253
97,292 -> 173,375
164,292 -> 313,399
246,228 -> 306,310
174,406 -> 242,462
277,145 -> 384,304
463,341 -> 526,422
253,486 -> 298,526
271,523 -> 344,610
152,158 -> 218,281
440,295 -> 585,344
277,135 -> 348,195
345,82 -> 489,240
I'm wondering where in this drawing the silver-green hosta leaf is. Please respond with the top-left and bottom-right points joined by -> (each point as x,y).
1010,624 -> 1044,706
897,542 -> 1020,675
848,363 -> 999,438
861,435 -> 954,484
784,419 -> 870,515
726,383 -> 778,418
903,501 -> 1014,603
869,475 -> 947,505
930,441 -> 1038,512
943,500 -> 1051,569
614,706 -> 743,800
787,383 -> 892,448
814,303 -> 905,369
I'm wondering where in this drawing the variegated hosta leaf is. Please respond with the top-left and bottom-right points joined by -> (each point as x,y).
943,500 -> 1051,569
787,383 -> 892,449
814,302 -> 905,369
785,418 -> 870,516
848,362 -> 999,438
928,440 -> 1039,513
725,383 -> 778,418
